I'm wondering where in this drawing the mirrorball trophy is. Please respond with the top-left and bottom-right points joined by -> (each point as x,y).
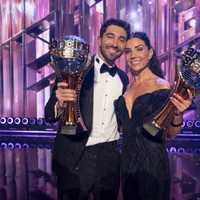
144,47 -> 200,136
49,35 -> 91,135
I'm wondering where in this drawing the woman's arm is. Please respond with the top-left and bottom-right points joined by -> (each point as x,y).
165,111 -> 183,138
165,89 -> 193,138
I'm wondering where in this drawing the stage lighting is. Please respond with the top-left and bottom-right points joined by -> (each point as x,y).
188,18 -> 196,28
0,116 -> 56,131
29,118 -> 37,125
22,117 -> 29,125
37,118 -> 44,125
130,11 -> 137,19
194,149 -> 200,154
186,120 -> 194,128
134,22 -> 142,31
177,148 -> 185,153
194,120 -> 200,128
7,143 -> 15,149
85,0 -> 96,7
22,144 -> 29,148
15,143 -> 22,149
0,117 -> 6,125
0,143 -> 7,148
169,147 -> 177,153
181,120 -> 186,128
14,117 -> 21,125
7,117 -> 14,125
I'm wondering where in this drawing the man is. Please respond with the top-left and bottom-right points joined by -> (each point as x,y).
45,18 -> 131,200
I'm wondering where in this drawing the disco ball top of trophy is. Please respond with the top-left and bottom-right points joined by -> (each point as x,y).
180,47 -> 200,89
49,35 -> 90,75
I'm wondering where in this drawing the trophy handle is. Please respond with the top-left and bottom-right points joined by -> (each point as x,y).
74,72 -> 88,131
64,75 -> 76,125
60,72 -> 88,134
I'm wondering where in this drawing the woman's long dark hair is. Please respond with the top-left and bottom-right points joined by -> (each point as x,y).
129,32 -> 164,78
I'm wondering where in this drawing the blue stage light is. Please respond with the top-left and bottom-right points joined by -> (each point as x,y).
22,144 -> 29,148
186,120 -> 194,128
177,148 -> 185,153
0,116 -> 56,130
194,149 -> 200,154
29,118 -> 36,125
37,118 -> 44,125
194,120 -> 200,128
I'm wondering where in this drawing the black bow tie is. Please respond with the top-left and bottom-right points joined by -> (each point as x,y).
100,63 -> 117,77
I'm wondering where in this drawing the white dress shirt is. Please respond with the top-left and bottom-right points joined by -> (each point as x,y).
86,55 -> 123,146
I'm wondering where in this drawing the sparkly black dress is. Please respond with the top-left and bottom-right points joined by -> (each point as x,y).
115,89 -> 171,200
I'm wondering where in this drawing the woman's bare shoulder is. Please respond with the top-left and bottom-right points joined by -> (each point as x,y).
155,78 -> 171,89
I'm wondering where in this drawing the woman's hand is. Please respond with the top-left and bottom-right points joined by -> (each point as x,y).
170,89 -> 193,114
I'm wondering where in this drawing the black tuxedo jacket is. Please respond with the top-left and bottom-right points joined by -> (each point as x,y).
45,57 -> 129,171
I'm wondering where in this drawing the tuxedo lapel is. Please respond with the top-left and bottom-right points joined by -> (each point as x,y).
80,60 -> 95,133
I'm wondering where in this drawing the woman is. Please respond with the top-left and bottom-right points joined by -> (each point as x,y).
114,32 -> 192,200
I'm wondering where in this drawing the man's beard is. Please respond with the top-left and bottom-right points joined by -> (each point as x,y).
99,45 -> 121,65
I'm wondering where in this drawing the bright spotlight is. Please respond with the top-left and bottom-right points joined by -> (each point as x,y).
189,19 -> 196,28
130,11 -> 137,19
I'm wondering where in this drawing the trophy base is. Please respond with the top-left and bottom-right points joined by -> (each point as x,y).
60,125 -> 77,135
143,121 -> 160,136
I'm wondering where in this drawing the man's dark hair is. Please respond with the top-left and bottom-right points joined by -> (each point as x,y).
100,18 -> 131,39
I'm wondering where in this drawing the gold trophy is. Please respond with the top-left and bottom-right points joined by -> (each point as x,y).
144,47 -> 200,136
49,35 -> 91,135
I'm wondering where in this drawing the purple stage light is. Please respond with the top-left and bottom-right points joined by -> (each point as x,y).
177,148 -> 185,153
0,143 -> 7,148
8,143 -> 15,149
37,118 -> 44,125
186,120 -> 194,128
15,143 -> 22,149
22,144 -> 29,148
29,118 -> 36,125
22,117 -> 29,125
169,147 -> 177,153
14,117 -> 21,125
188,18 -> 196,28
0,117 -> 7,125
194,120 -> 200,128
7,117 -> 14,125
181,120 -> 186,128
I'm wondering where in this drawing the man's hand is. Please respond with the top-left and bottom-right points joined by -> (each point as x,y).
170,89 -> 193,113
56,82 -> 77,107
